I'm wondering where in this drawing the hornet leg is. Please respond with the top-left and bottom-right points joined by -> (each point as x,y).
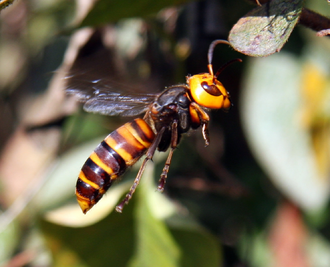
158,121 -> 178,192
115,127 -> 165,213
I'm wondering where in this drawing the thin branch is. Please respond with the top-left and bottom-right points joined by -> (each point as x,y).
300,8 -> 330,36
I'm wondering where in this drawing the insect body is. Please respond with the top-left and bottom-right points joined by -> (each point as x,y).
76,118 -> 155,213
68,40 -> 240,214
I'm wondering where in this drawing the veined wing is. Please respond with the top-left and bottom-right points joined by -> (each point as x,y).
65,74 -> 159,117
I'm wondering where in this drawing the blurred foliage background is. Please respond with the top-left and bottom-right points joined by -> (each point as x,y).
0,0 -> 330,266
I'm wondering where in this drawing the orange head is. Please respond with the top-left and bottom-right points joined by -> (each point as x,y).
187,72 -> 231,110
187,40 -> 241,110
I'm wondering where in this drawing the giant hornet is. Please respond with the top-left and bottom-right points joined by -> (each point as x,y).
66,40 -> 241,214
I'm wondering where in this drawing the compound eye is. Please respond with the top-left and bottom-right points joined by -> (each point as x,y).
201,81 -> 222,96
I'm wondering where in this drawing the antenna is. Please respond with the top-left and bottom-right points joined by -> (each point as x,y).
207,39 -> 242,77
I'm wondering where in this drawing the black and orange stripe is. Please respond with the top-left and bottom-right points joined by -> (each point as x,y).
76,118 -> 155,213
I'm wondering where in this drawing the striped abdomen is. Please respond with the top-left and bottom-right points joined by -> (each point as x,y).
76,118 -> 155,213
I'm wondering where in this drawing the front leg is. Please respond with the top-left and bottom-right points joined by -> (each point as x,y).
202,123 -> 210,146
189,102 -> 210,146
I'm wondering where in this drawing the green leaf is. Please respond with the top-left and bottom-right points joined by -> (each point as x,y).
170,227 -> 221,267
240,52 -> 330,211
40,156 -> 221,267
128,162 -> 222,267
80,0 -> 192,27
40,200 -> 136,267
128,165 -> 180,267
0,219 -> 20,264
229,0 -> 303,57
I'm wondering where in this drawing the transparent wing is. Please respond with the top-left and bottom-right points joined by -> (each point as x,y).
65,73 -> 159,117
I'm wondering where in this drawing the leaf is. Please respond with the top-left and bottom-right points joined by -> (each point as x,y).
128,165 -> 180,267
80,0 -> 191,27
43,181 -> 131,227
170,227 -> 221,267
240,52 -> 330,211
40,200 -> 136,267
308,231 -> 330,267
0,219 -> 20,264
31,138 -> 102,213
228,0 -> 303,57
128,162 -> 221,267
41,155 -> 221,267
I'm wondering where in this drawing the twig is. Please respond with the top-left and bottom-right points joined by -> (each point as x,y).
300,8 -> 330,35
